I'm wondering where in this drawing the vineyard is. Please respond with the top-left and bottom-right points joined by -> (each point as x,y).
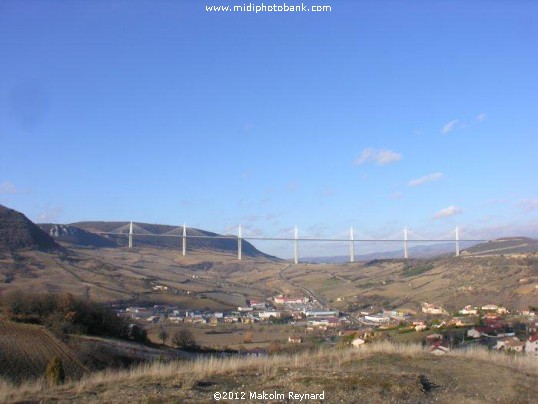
0,320 -> 87,383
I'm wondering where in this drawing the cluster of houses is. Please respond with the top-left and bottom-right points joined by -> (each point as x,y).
117,294 -> 537,357
119,303 -> 285,325
118,293 -> 348,327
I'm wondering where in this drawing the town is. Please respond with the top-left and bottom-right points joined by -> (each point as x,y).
116,294 -> 538,357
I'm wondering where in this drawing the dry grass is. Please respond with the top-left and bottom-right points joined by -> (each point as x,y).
1,341 -> 536,403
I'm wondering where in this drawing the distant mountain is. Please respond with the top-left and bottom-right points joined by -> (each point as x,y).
304,241 -> 481,263
304,237 -> 538,263
461,237 -> 538,256
38,224 -> 116,248
55,221 -> 276,259
0,205 -> 61,252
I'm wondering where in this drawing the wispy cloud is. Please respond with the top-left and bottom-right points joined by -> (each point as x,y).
354,148 -> 402,166
518,198 -> 538,212
286,182 -> 298,192
442,119 -> 460,134
36,206 -> 63,223
433,205 -> 462,219
0,181 -> 19,195
408,172 -> 443,187
391,192 -> 404,200
476,113 -> 487,122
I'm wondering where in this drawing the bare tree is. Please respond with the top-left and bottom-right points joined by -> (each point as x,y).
172,329 -> 196,349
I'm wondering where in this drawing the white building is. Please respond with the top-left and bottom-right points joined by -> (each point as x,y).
258,311 -> 281,319
364,314 -> 391,323
351,338 -> 365,348
305,310 -> 339,317
459,305 -> 478,315
467,328 -> 482,339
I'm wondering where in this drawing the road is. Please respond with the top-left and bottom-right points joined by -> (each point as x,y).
277,264 -> 326,310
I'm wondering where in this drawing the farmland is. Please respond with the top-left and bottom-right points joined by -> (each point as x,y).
0,320 -> 87,383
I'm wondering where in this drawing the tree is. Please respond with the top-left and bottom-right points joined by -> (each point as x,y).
158,328 -> 168,346
129,324 -> 148,343
172,329 -> 196,350
46,357 -> 65,385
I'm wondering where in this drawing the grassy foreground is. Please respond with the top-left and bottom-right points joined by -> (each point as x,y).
1,342 -> 537,403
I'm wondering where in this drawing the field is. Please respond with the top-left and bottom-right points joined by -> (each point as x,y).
1,341 -> 536,403
147,323 -> 305,351
0,320 -> 87,383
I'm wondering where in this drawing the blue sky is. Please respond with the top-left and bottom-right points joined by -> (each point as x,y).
1,1 -> 537,257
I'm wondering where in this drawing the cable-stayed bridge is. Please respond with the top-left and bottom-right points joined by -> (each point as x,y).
95,223 -> 489,263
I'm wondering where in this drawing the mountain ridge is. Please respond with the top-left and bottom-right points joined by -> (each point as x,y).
0,205 -> 61,252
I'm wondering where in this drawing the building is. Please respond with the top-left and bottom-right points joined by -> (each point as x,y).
258,311 -> 281,320
309,317 -> 340,327
467,328 -> 482,339
422,303 -> 444,315
459,305 -> 478,315
430,342 -> 450,355
351,338 -> 365,348
364,314 -> 391,323
415,324 -> 427,332
274,295 -> 308,305
494,337 -> 525,352
305,310 -> 339,318
250,302 -> 266,310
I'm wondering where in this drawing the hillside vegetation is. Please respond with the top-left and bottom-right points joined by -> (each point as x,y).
1,342 -> 536,403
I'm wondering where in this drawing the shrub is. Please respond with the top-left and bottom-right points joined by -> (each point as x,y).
402,262 -> 434,277
45,357 -> 65,385
0,290 -> 130,340
172,329 -> 196,350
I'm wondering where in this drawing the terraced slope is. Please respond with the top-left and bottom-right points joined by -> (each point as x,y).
0,320 -> 88,383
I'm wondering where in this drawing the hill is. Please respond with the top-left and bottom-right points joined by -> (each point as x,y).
0,320 -> 87,383
304,241 -> 481,263
305,237 -> 538,263
274,255 -> 538,313
1,342 -> 536,403
462,237 -> 538,256
38,224 -> 116,248
60,221 -> 275,259
0,205 -> 60,252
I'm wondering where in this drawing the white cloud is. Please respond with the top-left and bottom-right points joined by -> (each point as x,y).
442,119 -> 460,134
354,148 -> 402,166
0,181 -> 19,195
434,205 -> 462,219
476,113 -> 487,122
408,172 -> 444,187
